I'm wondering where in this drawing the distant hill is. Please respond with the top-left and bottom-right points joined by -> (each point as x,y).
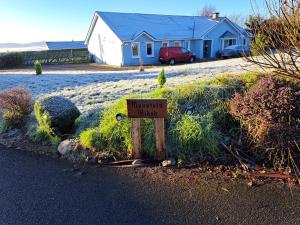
0,41 -> 86,53
0,42 -> 48,52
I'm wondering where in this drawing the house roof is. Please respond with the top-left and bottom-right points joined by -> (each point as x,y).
86,12 -> 248,43
46,41 -> 86,50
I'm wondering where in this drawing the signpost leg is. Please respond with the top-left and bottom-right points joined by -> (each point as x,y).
132,118 -> 142,159
155,118 -> 166,160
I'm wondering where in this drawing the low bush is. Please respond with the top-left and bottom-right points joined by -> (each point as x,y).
75,108 -> 101,136
0,88 -> 33,128
203,72 -> 264,93
80,82 -> 233,161
0,119 -> 9,134
0,52 -> 23,68
77,72 -> 264,162
27,125 -> 60,145
171,113 -> 221,161
230,76 -> 300,169
34,60 -> 42,75
80,128 -> 105,151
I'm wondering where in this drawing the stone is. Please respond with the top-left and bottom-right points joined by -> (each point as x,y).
132,159 -> 144,166
35,96 -> 80,134
57,139 -> 73,155
162,158 -> 176,167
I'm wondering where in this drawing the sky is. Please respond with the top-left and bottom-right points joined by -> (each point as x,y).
0,0 -> 264,43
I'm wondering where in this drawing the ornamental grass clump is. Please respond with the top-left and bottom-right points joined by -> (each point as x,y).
230,76 -> 300,170
80,128 -> 106,151
0,87 -> 33,128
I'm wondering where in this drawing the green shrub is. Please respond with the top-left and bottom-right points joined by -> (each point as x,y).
32,127 -> 50,142
80,81 -> 232,161
0,120 -> 9,134
203,72 -> 264,93
34,101 -> 60,143
3,111 -> 27,128
0,53 -> 23,68
75,108 -> 101,136
78,73 -> 268,162
34,100 -> 52,133
80,128 -> 105,150
98,97 -> 133,155
158,69 -> 166,87
171,113 -> 221,160
27,125 -> 59,144
34,60 -> 42,75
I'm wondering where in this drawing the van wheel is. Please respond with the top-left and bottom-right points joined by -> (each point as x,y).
190,56 -> 195,63
169,59 -> 176,65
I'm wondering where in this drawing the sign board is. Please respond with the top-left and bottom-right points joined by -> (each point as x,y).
127,99 -> 167,118
126,99 -> 167,160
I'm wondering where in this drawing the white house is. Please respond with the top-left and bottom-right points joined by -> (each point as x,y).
85,11 -> 251,66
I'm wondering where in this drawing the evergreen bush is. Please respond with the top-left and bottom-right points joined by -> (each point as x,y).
158,69 -> 166,87
34,60 -> 42,75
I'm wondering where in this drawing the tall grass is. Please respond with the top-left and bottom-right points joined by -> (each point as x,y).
79,72 -> 263,161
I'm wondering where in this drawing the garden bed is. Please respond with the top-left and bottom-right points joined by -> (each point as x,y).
1,70 -> 299,188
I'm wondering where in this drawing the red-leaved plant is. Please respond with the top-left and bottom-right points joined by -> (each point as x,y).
0,87 -> 33,127
230,76 -> 300,171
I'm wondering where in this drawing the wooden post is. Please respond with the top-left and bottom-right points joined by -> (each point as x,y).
155,118 -> 166,160
127,99 -> 167,161
131,118 -> 142,159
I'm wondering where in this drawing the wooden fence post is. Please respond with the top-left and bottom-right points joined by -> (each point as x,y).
131,118 -> 142,159
155,118 -> 166,160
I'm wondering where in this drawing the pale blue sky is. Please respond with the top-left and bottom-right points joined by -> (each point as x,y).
0,0 -> 264,43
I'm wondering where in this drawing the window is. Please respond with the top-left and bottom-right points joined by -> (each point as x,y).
181,48 -> 189,53
184,41 -> 190,50
146,42 -> 154,57
223,39 -> 237,49
162,41 -> 169,47
174,41 -> 181,47
131,42 -> 140,58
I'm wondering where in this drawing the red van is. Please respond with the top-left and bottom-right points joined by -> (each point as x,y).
159,47 -> 196,65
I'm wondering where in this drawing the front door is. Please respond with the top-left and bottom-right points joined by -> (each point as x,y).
203,40 -> 212,58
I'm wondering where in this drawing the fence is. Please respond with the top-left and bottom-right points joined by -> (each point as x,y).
0,48 -> 91,68
21,48 -> 91,65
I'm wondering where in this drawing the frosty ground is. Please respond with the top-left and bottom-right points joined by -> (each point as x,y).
0,58 -> 256,113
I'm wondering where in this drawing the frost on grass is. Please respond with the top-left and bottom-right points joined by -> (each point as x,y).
0,58 -> 255,113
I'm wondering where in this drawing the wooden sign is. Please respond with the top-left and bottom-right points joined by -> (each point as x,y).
126,99 -> 167,160
127,99 -> 167,118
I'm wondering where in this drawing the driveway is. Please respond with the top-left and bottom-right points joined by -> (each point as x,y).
0,144 -> 299,225
0,58 -> 256,112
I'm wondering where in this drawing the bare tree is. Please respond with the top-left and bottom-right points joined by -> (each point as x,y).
198,4 -> 217,16
247,0 -> 300,80
245,15 -> 265,32
227,14 -> 247,27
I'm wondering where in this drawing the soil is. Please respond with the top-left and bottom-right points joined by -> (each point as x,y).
0,122 -> 299,189
0,63 -> 160,73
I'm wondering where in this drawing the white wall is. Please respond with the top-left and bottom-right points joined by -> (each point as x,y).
87,16 -> 123,66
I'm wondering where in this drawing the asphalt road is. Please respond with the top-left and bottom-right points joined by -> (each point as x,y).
0,144 -> 300,225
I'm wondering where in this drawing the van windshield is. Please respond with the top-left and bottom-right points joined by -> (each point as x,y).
181,48 -> 189,53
